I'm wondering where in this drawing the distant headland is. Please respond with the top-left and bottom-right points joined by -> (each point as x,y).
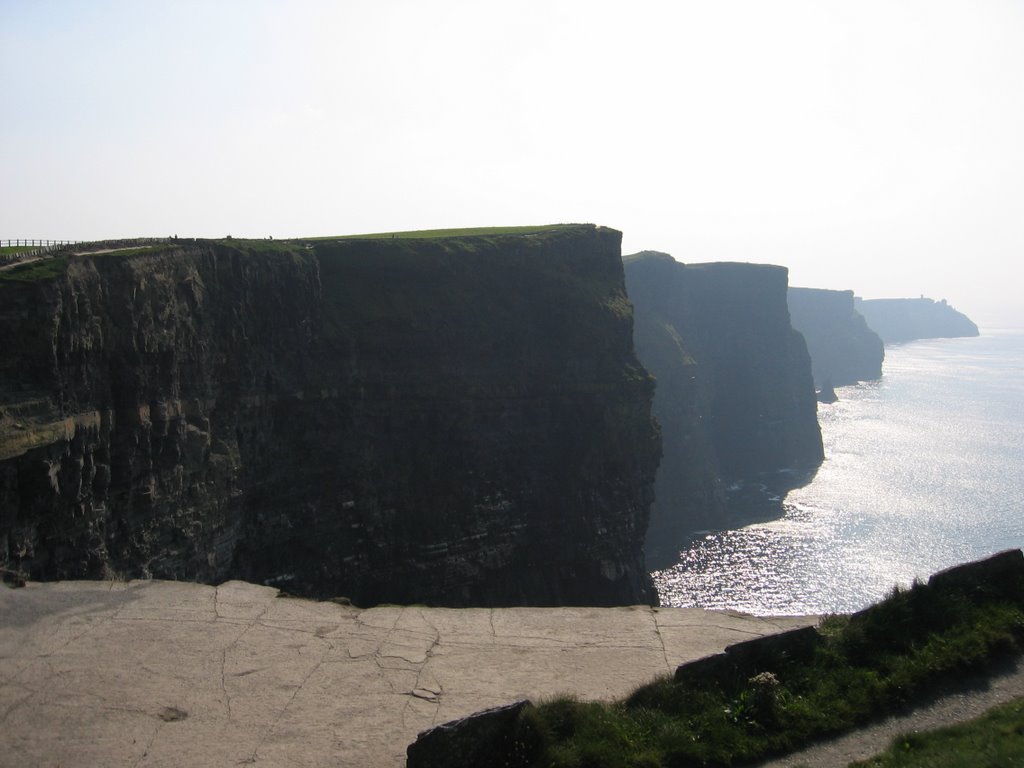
855,296 -> 980,344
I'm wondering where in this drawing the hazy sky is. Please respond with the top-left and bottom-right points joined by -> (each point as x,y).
3,1 -> 1022,326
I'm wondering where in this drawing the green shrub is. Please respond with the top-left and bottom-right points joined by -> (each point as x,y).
514,566 -> 1024,767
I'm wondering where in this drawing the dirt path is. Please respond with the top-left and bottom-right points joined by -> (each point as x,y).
753,658 -> 1024,767
70,245 -> 152,255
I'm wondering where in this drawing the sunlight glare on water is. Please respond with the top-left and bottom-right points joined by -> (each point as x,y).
653,331 -> 1024,616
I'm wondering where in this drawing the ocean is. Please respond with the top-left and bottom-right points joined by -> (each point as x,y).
652,329 -> 1024,616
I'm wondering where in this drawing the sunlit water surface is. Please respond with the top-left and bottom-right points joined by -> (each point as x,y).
653,330 -> 1024,616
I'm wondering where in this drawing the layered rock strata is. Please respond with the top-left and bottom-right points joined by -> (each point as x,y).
0,226 -> 660,607
623,253 -> 823,568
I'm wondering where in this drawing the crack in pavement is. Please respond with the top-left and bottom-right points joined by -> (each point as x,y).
371,608 -> 410,691
233,666 -> 268,678
130,717 -> 163,768
244,642 -> 331,765
216,599 -> 272,722
407,688 -> 441,702
651,613 -> 672,672
213,585 -> 224,621
38,605 -> 123,660
0,658 -> 61,726
220,647 -> 232,720
0,688 -> 36,727
401,608 -> 443,728
262,621 -> 348,637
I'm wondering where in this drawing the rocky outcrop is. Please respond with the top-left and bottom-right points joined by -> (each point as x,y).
673,625 -> 821,686
0,226 -> 661,607
787,287 -> 884,388
855,297 -> 980,344
623,253 -> 823,569
407,700 -> 532,768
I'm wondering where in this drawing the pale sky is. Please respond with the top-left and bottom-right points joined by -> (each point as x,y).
3,1 -> 1023,326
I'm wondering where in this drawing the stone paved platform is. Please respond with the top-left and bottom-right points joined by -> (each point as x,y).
0,580 -> 814,767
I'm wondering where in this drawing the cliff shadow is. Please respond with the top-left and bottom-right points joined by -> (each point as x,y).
646,463 -> 821,572
720,464 -> 821,529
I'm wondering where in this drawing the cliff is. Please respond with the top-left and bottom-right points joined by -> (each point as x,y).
787,287 -> 884,388
854,297 -> 980,344
623,253 -> 823,569
0,225 -> 661,607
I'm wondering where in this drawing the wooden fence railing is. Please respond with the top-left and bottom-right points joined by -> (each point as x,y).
1,239 -> 79,248
0,240 -> 80,266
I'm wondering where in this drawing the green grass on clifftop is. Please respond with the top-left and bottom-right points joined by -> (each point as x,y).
207,227 -> 599,260
0,256 -> 69,282
850,696 -> 1024,768
310,223 -> 590,242
507,562 -> 1024,767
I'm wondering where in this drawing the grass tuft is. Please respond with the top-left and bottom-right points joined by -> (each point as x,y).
511,567 -> 1024,767
849,696 -> 1024,767
0,256 -> 68,282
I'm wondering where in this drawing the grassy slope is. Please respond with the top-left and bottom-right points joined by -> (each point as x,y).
0,257 -> 70,282
511,570 -> 1024,767
850,696 -> 1024,768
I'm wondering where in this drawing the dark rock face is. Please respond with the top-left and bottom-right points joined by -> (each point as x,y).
623,253 -> 823,569
927,549 -> 1024,595
0,227 -> 661,607
787,287 -> 884,388
673,625 -> 821,686
407,700 -> 532,768
855,297 -> 980,344
816,380 -> 838,404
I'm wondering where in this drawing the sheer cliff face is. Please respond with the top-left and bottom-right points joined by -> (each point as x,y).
623,253 -> 823,568
787,287 -> 884,387
0,227 -> 660,607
